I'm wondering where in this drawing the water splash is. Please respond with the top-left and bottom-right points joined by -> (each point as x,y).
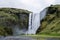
13,25 -> 27,35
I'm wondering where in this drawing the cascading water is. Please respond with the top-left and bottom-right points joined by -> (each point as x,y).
40,8 -> 48,20
26,8 -> 48,34
26,13 -> 40,34
13,8 -> 48,35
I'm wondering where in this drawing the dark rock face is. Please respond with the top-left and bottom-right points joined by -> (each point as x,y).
0,8 -> 31,36
19,13 -> 29,29
37,5 -> 60,35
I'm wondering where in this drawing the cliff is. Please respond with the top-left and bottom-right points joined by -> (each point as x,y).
37,5 -> 60,36
0,8 -> 31,36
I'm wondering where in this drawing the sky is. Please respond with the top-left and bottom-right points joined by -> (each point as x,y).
0,0 -> 60,13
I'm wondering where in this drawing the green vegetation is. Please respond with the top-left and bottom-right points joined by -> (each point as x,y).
1,5 -> 60,37
23,35 -> 60,40
37,5 -> 60,36
0,8 -> 31,36
0,26 -> 13,36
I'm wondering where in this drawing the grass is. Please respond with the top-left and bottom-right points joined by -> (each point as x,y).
21,34 -> 60,40
23,34 -> 60,38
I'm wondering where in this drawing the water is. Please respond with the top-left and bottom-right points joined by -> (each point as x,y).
4,36 -> 35,40
40,8 -> 48,20
26,13 -> 40,34
26,8 -> 48,34
13,25 -> 27,35
0,36 -> 60,40
12,8 -> 48,35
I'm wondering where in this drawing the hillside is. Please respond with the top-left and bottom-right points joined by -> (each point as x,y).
0,8 -> 31,36
37,5 -> 60,36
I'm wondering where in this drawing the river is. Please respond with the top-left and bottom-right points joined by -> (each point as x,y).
0,36 -> 60,40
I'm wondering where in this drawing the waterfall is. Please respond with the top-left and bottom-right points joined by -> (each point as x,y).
26,13 -> 40,34
40,8 -> 48,20
13,8 -> 48,35
26,8 -> 48,34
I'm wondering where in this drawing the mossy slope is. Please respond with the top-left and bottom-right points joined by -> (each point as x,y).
37,5 -> 60,36
0,8 -> 31,36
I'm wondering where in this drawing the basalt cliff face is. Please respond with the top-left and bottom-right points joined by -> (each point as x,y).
0,8 -> 31,36
37,5 -> 60,35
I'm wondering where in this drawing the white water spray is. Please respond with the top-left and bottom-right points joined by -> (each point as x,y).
13,25 -> 27,35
